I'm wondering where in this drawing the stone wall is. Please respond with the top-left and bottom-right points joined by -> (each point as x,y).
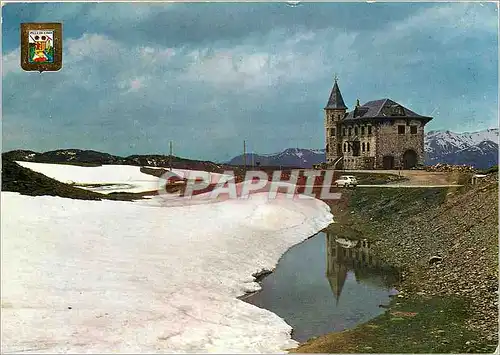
375,119 -> 425,169
337,122 -> 377,169
324,109 -> 346,164
325,116 -> 427,170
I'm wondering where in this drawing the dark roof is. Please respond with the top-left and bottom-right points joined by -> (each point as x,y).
344,98 -> 432,122
325,80 -> 347,110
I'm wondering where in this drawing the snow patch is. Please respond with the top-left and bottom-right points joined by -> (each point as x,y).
15,162 -> 233,194
1,190 -> 332,353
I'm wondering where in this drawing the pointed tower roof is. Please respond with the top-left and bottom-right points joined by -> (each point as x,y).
325,77 -> 348,110
327,263 -> 348,306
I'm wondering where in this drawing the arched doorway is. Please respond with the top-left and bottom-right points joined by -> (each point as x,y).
382,155 -> 394,169
403,149 -> 418,169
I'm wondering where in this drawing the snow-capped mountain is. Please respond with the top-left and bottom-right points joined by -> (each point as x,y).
425,128 -> 498,168
227,148 -> 326,167
227,129 -> 499,169
425,129 -> 498,156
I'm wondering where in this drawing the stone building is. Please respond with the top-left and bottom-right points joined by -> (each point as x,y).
324,78 -> 433,170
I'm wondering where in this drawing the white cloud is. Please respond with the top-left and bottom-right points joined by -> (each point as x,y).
2,48 -> 21,77
182,30 -> 358,91
2,3 -> 497,159
378,3 -> 498,45
65,33 -> 120,64
85,3 -> 171,22
119,76 -> 149,94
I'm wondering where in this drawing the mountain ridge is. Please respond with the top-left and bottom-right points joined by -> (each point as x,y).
228,128 -> 499,169
3,128 -> 497,170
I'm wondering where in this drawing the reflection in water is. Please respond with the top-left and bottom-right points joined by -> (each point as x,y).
242,231 -> 400,342
326,233 -> 401,306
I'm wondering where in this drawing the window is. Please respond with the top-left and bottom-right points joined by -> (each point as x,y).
326,144 -> 329,153
348,127 -> 352,136
367,142 -> 370,151
343,128 -> 346,136
348,144 -> 351,152
410,126 -> 417,134
354,127 -> 358,136
353,141 -> 360,157
367,126 -> 372,135
361,126 -> 365,135
332,128 -> 336,136
398,125 -> 405,134
337,143 -> 341,155
362,142 -> 365,152
343,143 -> 347,152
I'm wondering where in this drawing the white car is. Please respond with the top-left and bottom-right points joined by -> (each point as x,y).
334,175 -> 358,188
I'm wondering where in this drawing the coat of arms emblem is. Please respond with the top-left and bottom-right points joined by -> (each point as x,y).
21,23 -> 63,72
29,30 -> 54,63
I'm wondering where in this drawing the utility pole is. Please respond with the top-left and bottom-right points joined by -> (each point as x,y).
169,141 -> 173,172
243,140 -> 247,172
251,149 -> 255,168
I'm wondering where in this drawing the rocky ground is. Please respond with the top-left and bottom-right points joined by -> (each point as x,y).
369,173 -> 498,344
308,171 -> 499,352
424,163 -> 477,173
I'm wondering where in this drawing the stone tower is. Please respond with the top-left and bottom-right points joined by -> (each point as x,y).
324,77 -> 347,165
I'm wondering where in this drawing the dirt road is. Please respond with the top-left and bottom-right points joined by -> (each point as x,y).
343,169 -> 465,186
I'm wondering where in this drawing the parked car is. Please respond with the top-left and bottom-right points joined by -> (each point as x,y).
334,175 -> 358,188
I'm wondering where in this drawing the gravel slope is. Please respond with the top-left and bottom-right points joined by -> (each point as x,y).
368,174 -> 498,343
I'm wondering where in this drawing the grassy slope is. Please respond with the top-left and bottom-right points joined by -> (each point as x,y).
295,175 -> 498,353
1,159 -> 147,201
294,296 -> 485,354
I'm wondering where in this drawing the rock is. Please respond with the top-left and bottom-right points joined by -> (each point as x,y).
429,256 -> 443,265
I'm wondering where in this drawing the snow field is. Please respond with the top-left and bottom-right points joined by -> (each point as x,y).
2,189 -> 332,353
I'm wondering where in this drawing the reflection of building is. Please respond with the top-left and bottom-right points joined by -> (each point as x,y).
325,232 -> 400,304
323,77 -> 433,170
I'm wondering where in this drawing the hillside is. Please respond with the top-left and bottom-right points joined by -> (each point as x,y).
2,149 -> 225,172
1,159 -> 149,201
2,159 -> 105,201
295,174 -> 498,353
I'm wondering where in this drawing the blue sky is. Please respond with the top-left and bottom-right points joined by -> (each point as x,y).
2,2 -> 498,161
